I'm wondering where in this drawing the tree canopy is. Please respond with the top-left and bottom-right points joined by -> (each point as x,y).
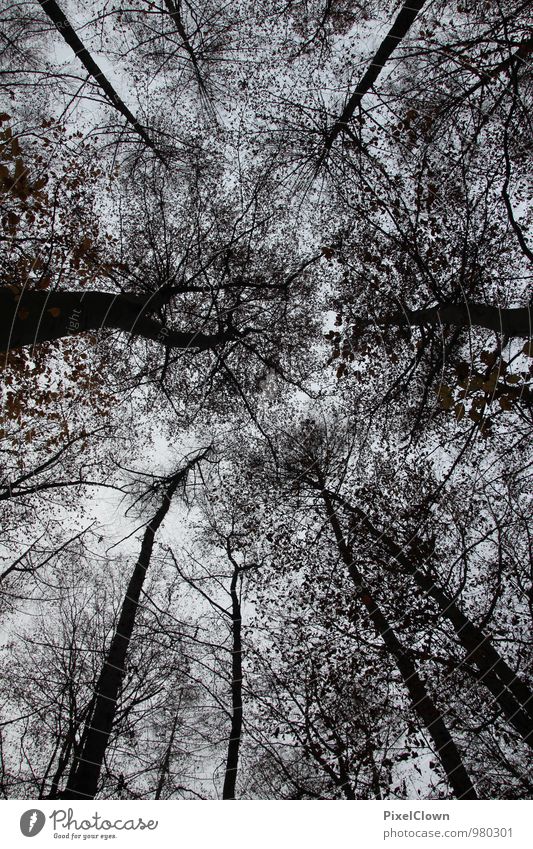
0,0 -> 532,800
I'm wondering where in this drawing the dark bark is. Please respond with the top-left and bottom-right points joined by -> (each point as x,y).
167,543 -> 245,799
37,0 -> 161,156
411,569 -> 533,746
323,0 -> 426,152
222,563 -> 243,799
163,0 -> 208,97
367,301 -> 532,338
39,727 -> 73,799
154,709 -> 180,800
400,302 -> 532,338
501,71 -> 533,267
328,491 -> 533,748
61,455 -> 205,800
319,485 -> 478,800
0,287 -> 233,353
46,733 -> 74,799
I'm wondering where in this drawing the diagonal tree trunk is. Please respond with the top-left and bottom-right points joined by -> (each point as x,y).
37,0 -> 161,156
61,453 -> 207,800
323,0 -> 427,153
318,483 -> 478,800
162,0 -> 209,98
327,490 -> 533,748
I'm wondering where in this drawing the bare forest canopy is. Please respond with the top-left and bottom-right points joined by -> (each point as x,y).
0,0 -> 532,801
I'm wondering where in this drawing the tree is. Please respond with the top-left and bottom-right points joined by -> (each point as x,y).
1,0 -> 532,802
62,450 -> 208,799
254,420 -> 477,799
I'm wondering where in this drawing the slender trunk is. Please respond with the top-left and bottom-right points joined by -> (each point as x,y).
319,486 -> 477,800
62,461 -> 199,800
330,492 -> 533,747
154,707 -> 181,800
408,569 -> 533,746
163,0 -> 209,96
222,566 -> 243,799
39,735 -> 63,799
366,735 -> 382,800
336,756 -> 356,800
324,0 -> 426,150
37,0 -> 161,156
0,288 -> 229,353
47,736 -> 73,799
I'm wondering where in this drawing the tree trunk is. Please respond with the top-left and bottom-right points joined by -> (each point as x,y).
329,491 -> 533,748
319,486 -> 478,800
162,0 -> 208,96
222,565 -> 243,799
408,568 -> 533,746
329,493 -> 533,747
37,0 -> 160,156
154,707 -> 180,800
61,459 -> 201,800
0,287 -> 229,353
391,302 -> 531,338
324,0 -> 426,151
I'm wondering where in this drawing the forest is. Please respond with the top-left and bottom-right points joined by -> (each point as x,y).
0,0 -> 532,800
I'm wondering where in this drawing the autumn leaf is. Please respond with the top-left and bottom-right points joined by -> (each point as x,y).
436,384 -> 453,409
482,370 -> 499,392
480,350 -> 497,367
